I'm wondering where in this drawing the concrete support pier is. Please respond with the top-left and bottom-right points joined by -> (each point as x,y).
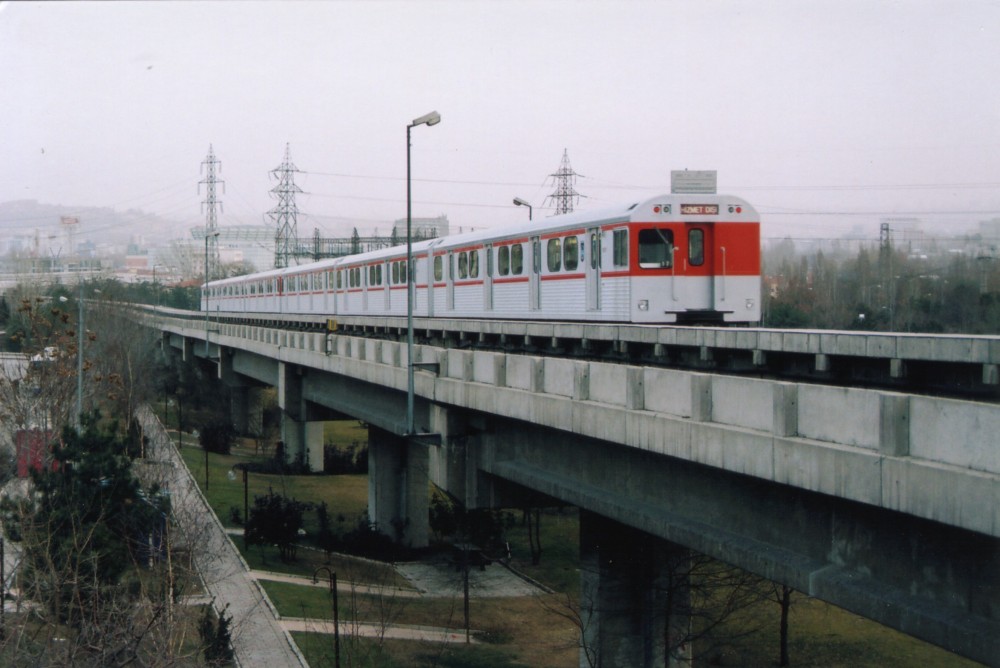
580,512 -> 689,668
276,361 -> 324,470
368,427 -> 430,548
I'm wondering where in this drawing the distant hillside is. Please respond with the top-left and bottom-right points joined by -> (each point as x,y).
0,200 -> 187,249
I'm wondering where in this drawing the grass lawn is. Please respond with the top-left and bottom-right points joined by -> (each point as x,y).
292,633 -> 532,668
274,578 -> 577,668
176,434 -> 369,534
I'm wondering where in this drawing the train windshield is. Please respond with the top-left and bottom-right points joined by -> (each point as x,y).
638,228 -> 674,268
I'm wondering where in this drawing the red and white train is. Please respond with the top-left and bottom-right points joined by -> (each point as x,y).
202,193 -> 761,325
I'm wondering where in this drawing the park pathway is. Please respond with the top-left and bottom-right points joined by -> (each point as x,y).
137,406 -> 308,668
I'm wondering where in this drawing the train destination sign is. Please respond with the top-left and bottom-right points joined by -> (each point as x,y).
680,204 -> 719,215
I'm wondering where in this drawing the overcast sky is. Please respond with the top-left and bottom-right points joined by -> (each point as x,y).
2,0 -> 999,243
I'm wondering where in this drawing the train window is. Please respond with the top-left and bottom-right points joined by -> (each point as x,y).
392,262 -> 400,284
498,246 -> 510,276
547,238 -> 562,272
377,264 -> 383,285
689,229 -> 704,266
511,243 -> 523,275
457,252 -> 467,279
400,259 -> 407,283
469,249 -> 479,278
613,230 -> 628,267
434,255 -> 443,281
564,236 -> 579,271
449,253 -> 455,280
590,232 -> 601,269
638,228 -> 674,269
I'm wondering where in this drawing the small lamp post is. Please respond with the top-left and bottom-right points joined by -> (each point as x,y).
513,197 -> 533,220
61,285 -> 99,428
204,231 -> 220,356
312,566 -> 340,668
227,463 -> 249,545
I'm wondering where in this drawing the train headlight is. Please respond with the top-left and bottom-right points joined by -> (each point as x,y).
638,300 -> 649,311
745,298 -> 755,310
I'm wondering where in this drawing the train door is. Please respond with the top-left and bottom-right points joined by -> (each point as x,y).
529,236 -> 541,311
426,252 -> 436,317
586,227 -> 601,312
333,270 -> 341,315
383,261 -> 391,312
362,265 -> 369,312
307,273 -> 314,313
484,243 -> 494,311
446,251 -> 455,310
686,224 -> 714,310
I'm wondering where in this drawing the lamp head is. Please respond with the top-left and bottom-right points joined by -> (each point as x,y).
411,110 -> 441,127
513,197 -> 530,207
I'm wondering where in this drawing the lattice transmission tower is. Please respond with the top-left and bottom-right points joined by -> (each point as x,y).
199,145 -> 224,281
545,148 -> 581,215
269,143 -> 303,269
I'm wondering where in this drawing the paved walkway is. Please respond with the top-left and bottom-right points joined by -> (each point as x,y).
137,408 -> 547,666
137,407 -> 308,668
250,570 -> 424,599
280,618 -> 477,644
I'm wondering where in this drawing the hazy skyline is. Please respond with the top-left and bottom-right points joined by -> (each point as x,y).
2,0 -> 999,245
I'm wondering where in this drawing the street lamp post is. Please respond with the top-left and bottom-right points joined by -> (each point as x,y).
204,231 -> 220,356
405,110 -> 441,436
152,264 -> 162,307
312,566 -> 340,668
62,285 -> 99,428
227,464 -> 249,546
77,282 -> 84,424
513,197 -> 533,220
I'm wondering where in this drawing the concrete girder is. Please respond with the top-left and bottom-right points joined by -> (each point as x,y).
482,421 -> 1000,666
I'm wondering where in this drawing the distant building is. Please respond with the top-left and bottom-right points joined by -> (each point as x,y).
882,217 -> 924,253
392,215 -> 449,241
980,219 -> 1000,256
189,225 -> 276,272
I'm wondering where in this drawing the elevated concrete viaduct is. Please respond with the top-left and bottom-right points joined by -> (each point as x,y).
156,313 -> 1000,666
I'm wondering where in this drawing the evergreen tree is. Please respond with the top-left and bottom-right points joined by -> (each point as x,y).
4,412 -> 169,626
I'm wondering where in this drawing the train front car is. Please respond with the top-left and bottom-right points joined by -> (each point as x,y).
625,194 -> 760,324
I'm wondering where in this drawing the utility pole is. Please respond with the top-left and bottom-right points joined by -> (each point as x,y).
199,145 -> 224,281
270,143 -> 303,269
545,148 -> 581,215
880,221 -> 894,330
